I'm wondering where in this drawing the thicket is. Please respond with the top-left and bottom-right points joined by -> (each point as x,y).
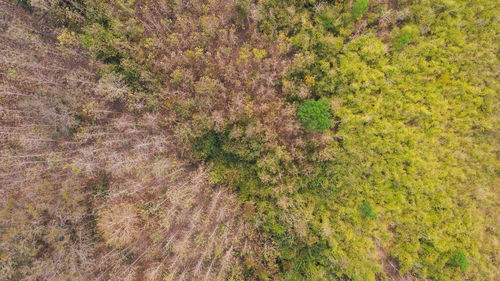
13,0 -> 29,5
297,99 -> 332,132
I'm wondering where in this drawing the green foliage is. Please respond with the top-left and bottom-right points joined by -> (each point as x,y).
449,250 -> 470,271
193,131 -> 224,160
394,34 -> 410,49
89,174 -> 109,195
297,99 -> 332,132
236,0 -> 251,27
79,5 -> 156,94
352,0 -> 369,20
359,201 -> 376,219
236,0 -> 250,19
13,0 -> 29,5
393,25 -> 419,50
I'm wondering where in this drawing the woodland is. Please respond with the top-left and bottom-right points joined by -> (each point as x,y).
0,0 -> 499,280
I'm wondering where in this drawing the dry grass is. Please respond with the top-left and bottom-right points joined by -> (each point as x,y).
98,202 -> 140,248
0,1 -> 277,280
95,0 -> 302,159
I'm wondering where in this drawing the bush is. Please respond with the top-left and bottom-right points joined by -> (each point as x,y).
393,25 -> 419,50
235,0 -> 251,27
193,131 -> 224,160
359,201 -> 377,219
297,99 -> 332,132
352,0 -> 369,20
449,250 -> 470,271
394,34 -> 410,50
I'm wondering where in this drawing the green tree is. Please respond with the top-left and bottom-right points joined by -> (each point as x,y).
352,0 -> 369,20
449,250 -> 470,271
297,99 -> 332,132
359,201 -> 377,219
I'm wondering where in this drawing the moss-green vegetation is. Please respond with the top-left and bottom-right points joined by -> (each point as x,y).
250,0 -> 499,280
13,0 -> 29,5
252,0 -> 499,280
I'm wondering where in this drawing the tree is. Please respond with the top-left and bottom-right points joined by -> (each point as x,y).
352,0 -> 369,20
359,201 -> 377,219
297,99 -> 332,132
449,250 -> 470,271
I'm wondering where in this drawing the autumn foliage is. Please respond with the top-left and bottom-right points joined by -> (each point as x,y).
1,0 -> 499,280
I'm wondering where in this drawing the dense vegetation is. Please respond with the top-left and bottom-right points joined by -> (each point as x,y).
1,0 -> 499,280
250,1 -> 500,280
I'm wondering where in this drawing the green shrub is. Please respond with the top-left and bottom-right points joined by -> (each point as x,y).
89,173 -> 109,196
393,25 -> 419,50
359,201 -> 377,219
81,23 -> 122,64
449,250 -> 470,271
193,131 -> 224,160
236,0 -> 250,18
297,99 -> 332,132
352,0 -> 369,20
318,35 -> 344,56
394,34 -> 410,49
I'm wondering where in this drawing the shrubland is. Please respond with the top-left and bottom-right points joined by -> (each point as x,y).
1,0 -> 499,280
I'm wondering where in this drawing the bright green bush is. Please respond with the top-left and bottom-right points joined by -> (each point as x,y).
449,250 -> 470,271
394,34 -> 410,50
352,0 -> 369,20
393,25 -> 419,50
193,131 -> 224,160
359,201 -> 377,219
297,99 -> 332,132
